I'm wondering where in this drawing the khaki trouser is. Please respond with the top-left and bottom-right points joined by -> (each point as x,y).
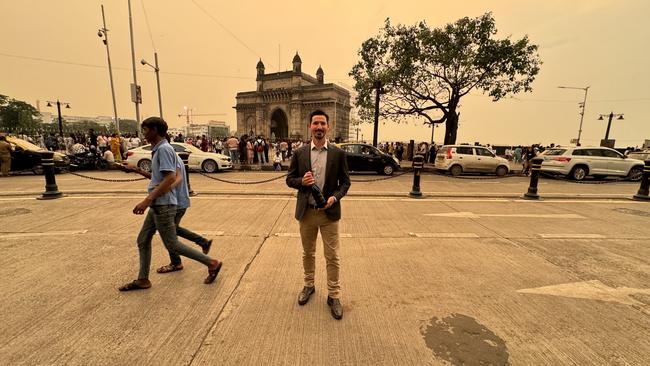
0,155 -> 10,176
299,208 -> 341,299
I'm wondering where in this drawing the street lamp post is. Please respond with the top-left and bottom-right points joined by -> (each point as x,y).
558,85 -> 589,146
127,0 -> 141,128
46,100 -> 70,138
598,112 -> 624,141
98,5 -> 120,135
372,80 -> 384,148
141,52 -> 163,118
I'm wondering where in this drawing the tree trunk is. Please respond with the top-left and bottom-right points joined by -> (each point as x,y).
444,111 -> 459,145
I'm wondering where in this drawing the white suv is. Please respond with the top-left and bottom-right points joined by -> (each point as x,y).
435,145 -> 510,176
540,146 -> 643,181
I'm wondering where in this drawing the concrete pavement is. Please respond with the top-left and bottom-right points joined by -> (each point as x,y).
0,173 -> 649,365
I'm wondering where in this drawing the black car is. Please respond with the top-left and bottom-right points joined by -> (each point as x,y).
7,137 -> 69,174
338,143 -> 401,175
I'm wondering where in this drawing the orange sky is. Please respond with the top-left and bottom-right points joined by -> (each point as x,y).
1,0 -> 648,146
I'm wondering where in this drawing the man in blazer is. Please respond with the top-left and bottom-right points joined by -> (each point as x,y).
286,110 -> 351,320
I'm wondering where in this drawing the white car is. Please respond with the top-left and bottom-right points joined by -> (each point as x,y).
539,146 -> 643,181
125,142 -> 232,173
435,145 -> 510,176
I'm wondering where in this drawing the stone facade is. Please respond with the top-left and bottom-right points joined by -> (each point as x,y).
235,53 -> 351,142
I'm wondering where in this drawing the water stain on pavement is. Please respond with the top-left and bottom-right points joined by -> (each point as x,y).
613,208 -> 650,217
0,207 -> 31,217
421,313 -> 509,366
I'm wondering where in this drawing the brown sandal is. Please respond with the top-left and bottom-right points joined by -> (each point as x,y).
157,264 -> 184,273
204,261 -> 223,284
118,280 -> 151,291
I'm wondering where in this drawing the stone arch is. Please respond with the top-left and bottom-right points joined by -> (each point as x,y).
245,116 -> 256,137
270,107 -> 289,141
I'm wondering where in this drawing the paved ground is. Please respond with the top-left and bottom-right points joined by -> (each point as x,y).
0,172 -> 649,365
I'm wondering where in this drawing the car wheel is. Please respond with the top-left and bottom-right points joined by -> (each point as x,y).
202,159 -> 218,173
382,164 -> 394,175
570,165 -> 588,181
628,166 -> 643,181
495,166 -> 508,177
450,165 -> 463,177
137,159 -> 152,173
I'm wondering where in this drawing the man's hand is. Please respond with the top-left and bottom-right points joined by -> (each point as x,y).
322,196 -> 336,210
302,171 -> 315,186
133,198 -> 152,215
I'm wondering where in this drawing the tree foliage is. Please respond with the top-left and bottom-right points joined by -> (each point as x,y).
0,94 -> 42,132
350,13 -> 542,144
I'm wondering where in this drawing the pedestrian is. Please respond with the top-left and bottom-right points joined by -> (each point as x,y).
273,151 -> 282,171
227,135 -> 239,163
280,140 -> 288,161
119,117 -> 222,291
255,136 -> 266,164
109,133 -> 122,163
285,110 -> 351,320
247,138 -> 254,165
200,135 -> 209,152
0,135 -> 13,177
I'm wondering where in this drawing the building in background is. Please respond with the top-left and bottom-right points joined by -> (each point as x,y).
235,53 -> 351,142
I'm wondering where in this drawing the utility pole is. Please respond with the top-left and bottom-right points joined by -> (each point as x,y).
46,100 -> 70,138
99,5 -> 120,135
558,85 -> 589,146
127,0 -> 141,130
372,80 -> 383,147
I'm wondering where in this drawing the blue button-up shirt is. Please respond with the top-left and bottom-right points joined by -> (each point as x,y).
148,139 -> 178,206
175,154 -> 190,209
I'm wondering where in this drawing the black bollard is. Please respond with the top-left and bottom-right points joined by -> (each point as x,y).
633,159 -> 650,201
409,154 -> 424,198
178,152 -> 197,197
523,157 -> 544,200
37,151 -> 63,200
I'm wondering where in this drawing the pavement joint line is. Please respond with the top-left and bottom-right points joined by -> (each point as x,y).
187,198 -> 291,365
538,233 -> 606,239
0,230 -> 88,239
409,232 -> 480,238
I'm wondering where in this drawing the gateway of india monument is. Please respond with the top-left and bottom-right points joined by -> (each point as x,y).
235,53 -> 352,142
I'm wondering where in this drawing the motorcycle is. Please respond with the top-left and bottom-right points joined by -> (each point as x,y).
68,146 -> 109,171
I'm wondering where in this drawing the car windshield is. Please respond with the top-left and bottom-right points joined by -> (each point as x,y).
543,149 -> 567,156
7,137 -> 44,151
180,143 -> 202,153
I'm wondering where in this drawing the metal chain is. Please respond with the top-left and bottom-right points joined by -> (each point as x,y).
65,171 -> 147,182
431,170 -> 523,180
195,170 -> 288,185
349,169 -> 413,182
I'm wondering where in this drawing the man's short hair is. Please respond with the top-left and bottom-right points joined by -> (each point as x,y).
141,117 -> 168,137
309,110 -> 329,123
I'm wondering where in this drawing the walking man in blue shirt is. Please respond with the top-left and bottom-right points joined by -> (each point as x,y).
119,117 -> 222,291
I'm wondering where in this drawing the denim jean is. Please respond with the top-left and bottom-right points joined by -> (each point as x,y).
229,149 -> 239,163
168,208 -> 209,266
256,151 -> 266,164
136,205 -> 212,279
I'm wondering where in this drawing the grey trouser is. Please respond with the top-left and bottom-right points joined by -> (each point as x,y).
137,204 -> 211,279
168,208 -> 209,266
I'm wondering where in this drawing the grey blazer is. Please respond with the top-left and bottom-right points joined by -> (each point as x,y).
286,144 -> 351,221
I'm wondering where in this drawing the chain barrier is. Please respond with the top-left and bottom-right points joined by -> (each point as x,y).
194,170 -> 288,185
430,170 -> 523,180
539,172 -> 637,185
349,169 -> 413,182
64,171 -> 147,182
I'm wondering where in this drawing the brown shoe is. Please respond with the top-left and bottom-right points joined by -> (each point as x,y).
327,296 -> 343,320
297,286 -> 315,306
204,261 -> 223,284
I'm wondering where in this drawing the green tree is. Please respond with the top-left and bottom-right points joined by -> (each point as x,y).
108,119 -> 138,135
350,13 -> 541,144
0,94 -> 42,132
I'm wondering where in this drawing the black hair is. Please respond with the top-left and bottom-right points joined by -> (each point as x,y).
309,110 -> 329,123
141,117 -> 168,137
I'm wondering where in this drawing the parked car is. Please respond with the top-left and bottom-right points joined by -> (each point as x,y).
539,146 -> 643,181
627,150 -> 650,162
337,143 -> 400,175
435,145 -> 510,176
6,136 -> 69,174
124,142 -> 232,173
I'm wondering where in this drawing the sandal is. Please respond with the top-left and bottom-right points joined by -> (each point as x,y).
156,264 -> 184,274
204,261 -> 223,284
202,239 -> 213,255
118,280 -> 151,292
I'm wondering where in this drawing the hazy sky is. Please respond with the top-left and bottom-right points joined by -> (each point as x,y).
1,0 -> 648,146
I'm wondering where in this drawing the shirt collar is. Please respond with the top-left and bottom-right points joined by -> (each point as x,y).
311,140 -> 328,151
151,138 -> 168,152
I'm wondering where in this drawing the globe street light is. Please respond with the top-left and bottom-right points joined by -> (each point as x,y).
141,53 -> 163,119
